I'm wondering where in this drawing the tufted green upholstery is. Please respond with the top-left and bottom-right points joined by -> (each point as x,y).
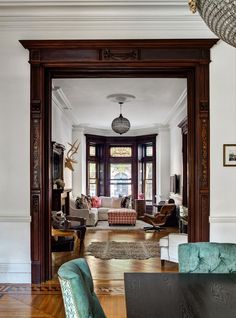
179,242 -> 236,273
58,258 -> 106,318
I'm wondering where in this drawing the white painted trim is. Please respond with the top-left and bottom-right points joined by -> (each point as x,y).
52,86 -> 72,111
209,216 -> 236,223
0,0 -> 216,37
164,88 -> 187,125
73,123 -> 164,136
0,262 -> 31,283
0,0 -> 201,7
0,216 -> 31,222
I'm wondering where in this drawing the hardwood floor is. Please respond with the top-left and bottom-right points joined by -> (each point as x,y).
0,227 -> 178,318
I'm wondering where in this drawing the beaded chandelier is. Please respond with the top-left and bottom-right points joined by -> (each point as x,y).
189,0 -> 236,48
107,94 -> 135,135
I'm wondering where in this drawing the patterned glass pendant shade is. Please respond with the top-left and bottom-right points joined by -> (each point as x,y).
189,0 -> 236,48
108,94 -> 135,135
111,107 -> 131,135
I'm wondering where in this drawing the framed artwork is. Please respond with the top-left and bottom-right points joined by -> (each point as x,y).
223,144 -> 236,166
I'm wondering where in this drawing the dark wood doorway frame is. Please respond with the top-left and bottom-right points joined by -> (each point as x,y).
20,39 -> 217,283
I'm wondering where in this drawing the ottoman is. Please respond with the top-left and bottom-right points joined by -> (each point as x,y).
108,208 -> 137,225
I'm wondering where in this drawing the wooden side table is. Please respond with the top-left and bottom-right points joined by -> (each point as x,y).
134,199 -> 146,218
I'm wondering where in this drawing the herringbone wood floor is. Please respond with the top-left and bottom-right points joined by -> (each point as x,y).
0,228 -> 178,317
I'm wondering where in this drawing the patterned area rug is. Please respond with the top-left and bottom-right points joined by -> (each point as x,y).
87,241 -> 160,260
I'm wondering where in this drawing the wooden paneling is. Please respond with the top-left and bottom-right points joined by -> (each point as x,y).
19,39 -> 218,283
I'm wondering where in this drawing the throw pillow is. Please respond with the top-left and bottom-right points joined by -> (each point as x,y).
75,194 -> 92,209
75,196 -> 84,209
112,197 -> 122,208
92,196 -> 102,208
101,196 -> 113,208
121,195 -> 132,208
82,194 -> 92,209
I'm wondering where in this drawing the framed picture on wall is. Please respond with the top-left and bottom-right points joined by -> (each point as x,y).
223,144 -> 236,166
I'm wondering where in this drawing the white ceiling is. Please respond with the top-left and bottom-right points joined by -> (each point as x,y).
53,78 -> 187,131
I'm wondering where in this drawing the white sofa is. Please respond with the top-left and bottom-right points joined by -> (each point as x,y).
159,233 -> 188,265
70,197 -> 98,226
69,196 -> 124,226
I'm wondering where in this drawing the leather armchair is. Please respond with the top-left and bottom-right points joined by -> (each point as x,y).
179,242 -> 236,273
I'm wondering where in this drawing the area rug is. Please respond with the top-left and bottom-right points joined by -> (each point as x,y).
87,241 -> 160,260
87,220 -> 150,231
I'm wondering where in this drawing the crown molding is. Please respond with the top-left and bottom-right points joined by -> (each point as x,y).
0,0 -> 216,37
164,88 -> 187,125
0,0 -> 198,7
73,123 -> 162,136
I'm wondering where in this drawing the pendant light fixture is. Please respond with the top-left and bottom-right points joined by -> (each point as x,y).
107,94 -> 135,135
189,0 -> 236,48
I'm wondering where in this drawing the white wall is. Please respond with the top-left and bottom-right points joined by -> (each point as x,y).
0,35 -> 31,282
156,128 -> 170,202
52,101 -> 73,189
210,41 -> 236,242
169,101 -> 187,205
72,127 -> 86,197
0,3 -> 235,282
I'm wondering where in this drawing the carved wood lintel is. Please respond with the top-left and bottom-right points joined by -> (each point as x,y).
101,48 -> 138,61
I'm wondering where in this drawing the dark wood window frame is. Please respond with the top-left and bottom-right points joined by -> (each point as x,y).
20,39 -> 217,283
178,117 -> 188,207
86,134 -> 156,200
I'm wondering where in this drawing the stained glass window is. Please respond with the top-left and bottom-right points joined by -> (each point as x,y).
146,145 -> 153,156
88,162 -> 97,196
110,147 -> 132,157
89,146 -> 96,156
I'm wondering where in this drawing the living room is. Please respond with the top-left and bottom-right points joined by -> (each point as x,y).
51,76 -> 187,273
52,79 -> 186,214
1,1 -> 236,317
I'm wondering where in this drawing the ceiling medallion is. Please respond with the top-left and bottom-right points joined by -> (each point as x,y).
107,94 -> 135,135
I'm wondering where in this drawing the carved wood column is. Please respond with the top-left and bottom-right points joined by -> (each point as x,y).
30,50 -> 45,283
194,63 -> 210,242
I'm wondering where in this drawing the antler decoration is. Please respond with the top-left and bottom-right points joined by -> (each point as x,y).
65,140 -> 80,171
188,0 -> 197,13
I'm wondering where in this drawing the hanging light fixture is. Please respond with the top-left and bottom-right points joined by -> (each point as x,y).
188,0 -> 236,48
107,94 -> 135,135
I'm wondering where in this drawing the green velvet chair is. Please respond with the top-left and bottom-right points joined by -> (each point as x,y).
179,242 -> 236,273
58,258 -> 106,318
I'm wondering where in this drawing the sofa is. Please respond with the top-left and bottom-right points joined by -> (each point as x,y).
70,197 -> 98,226
70,195 -> 130,226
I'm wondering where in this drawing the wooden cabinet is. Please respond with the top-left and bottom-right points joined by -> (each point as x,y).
135,199 -> 146,218
52,142 -> 65,182
51,142 -> 72,214
52,188 -> 72,215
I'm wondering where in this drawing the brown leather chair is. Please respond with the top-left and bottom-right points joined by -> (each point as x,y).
142,204 -> 176,232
